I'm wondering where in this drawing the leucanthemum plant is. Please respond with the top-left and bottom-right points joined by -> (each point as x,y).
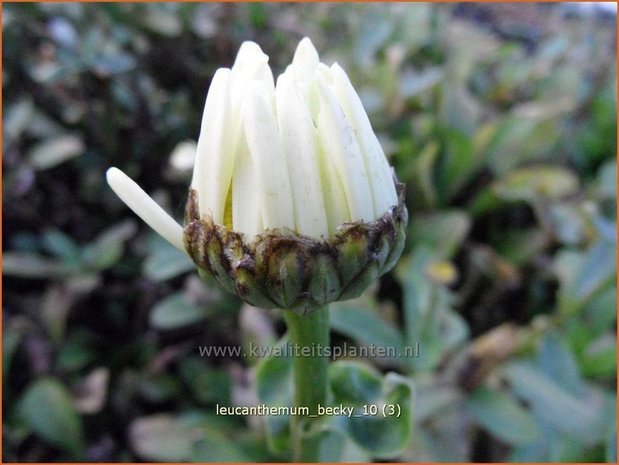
107,37 -> 411,462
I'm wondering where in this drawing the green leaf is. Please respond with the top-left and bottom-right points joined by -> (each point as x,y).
548,203 -> 592,245
82,220 -> 136,270
466,386 -> 540,445
571,240 -> 616,302
41,229 -> 82,266
329,361 -> 382,405
469,184 -> 503,217
248,3 -> 267,29
91,54 -> 136,76
179,357 -> 231,405
256,347 -> 413,459
409,141 -> 439,207
437,128 -> 479,200
412,374 -> 460,422
400,67 -> 443,99
439,83 -> 481,137
329,361 -> 413,458
409,210 -> 471,259
354,8 -> 393,66
494,227 -> 547,266
595,160 -> 616,200
397,247 -> 469,371
143,235 -> 194,281
503,362 -> 599,440
19,377 -> 84,455
607,424 -> 617,463
129,414 -> 195,461
486,116 -> 561,175
537,332 -> 585,394
4,98 -> 35,139
197,433 -> 272,462
584,286 -> 617,332
581,335 -> 617,378
56,330 -> 98,372
137,374 -> 183,403
143,7 -> 182,37
3,252 -> 75,278
592,215 -> 616,244
493,165 -> 579,202
508,438 -> 548,462
3,324 -> 22,383
150,292 -> 208,329
329,302 -> 404,357
192,432 -> 253,462
254,342 -> 293,454
305,426 -> 370,462
556,239 -> 616,316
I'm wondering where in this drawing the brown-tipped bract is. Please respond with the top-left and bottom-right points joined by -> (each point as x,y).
184,181 -> 407,314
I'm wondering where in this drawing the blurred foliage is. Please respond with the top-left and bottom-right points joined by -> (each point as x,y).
3,3 -> 616,462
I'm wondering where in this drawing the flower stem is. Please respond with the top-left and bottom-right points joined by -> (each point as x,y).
283,306 -> 330,462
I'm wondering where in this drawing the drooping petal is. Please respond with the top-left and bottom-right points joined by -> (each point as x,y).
330,63 -> 398,216
276,72 -> 328,238
106,167 -> 185,251
242,82 -> 295,231
191,68 -> 233,224
315,77 -> 375,223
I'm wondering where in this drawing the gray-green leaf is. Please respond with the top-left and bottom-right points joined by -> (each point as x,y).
150,292 -> 208,329
466,386 -> 540,445
19,377 -> 84,455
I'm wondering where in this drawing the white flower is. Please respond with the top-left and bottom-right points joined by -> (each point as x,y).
106,37 -> 398,251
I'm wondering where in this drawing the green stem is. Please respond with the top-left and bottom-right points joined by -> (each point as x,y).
283,306 -> 330,462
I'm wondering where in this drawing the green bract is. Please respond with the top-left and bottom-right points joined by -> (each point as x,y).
184,182 -> 407,314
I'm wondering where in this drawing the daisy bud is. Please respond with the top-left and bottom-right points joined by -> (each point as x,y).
106,38 -> 407,314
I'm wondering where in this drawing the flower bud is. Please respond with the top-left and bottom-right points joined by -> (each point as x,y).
106,38 -> 407,314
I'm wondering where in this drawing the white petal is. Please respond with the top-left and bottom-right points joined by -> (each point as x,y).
315,63 -> 333,84
276,72 -> 328,239
290,37 -> 320,80
286,39 -> 321,121
229,41 -> 275,163
242,82 -> 295,231
232,129 -> 263,239
316,138 -> 350,237
315,78 -> 375,223
191,68 -> 234,224
106,168 -> 185,251
330,63 -> 398,216
232,42 -> 273,84
230,41 -> 274,110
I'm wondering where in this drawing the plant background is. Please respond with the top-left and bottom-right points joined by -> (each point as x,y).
3,2 -> 617,462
